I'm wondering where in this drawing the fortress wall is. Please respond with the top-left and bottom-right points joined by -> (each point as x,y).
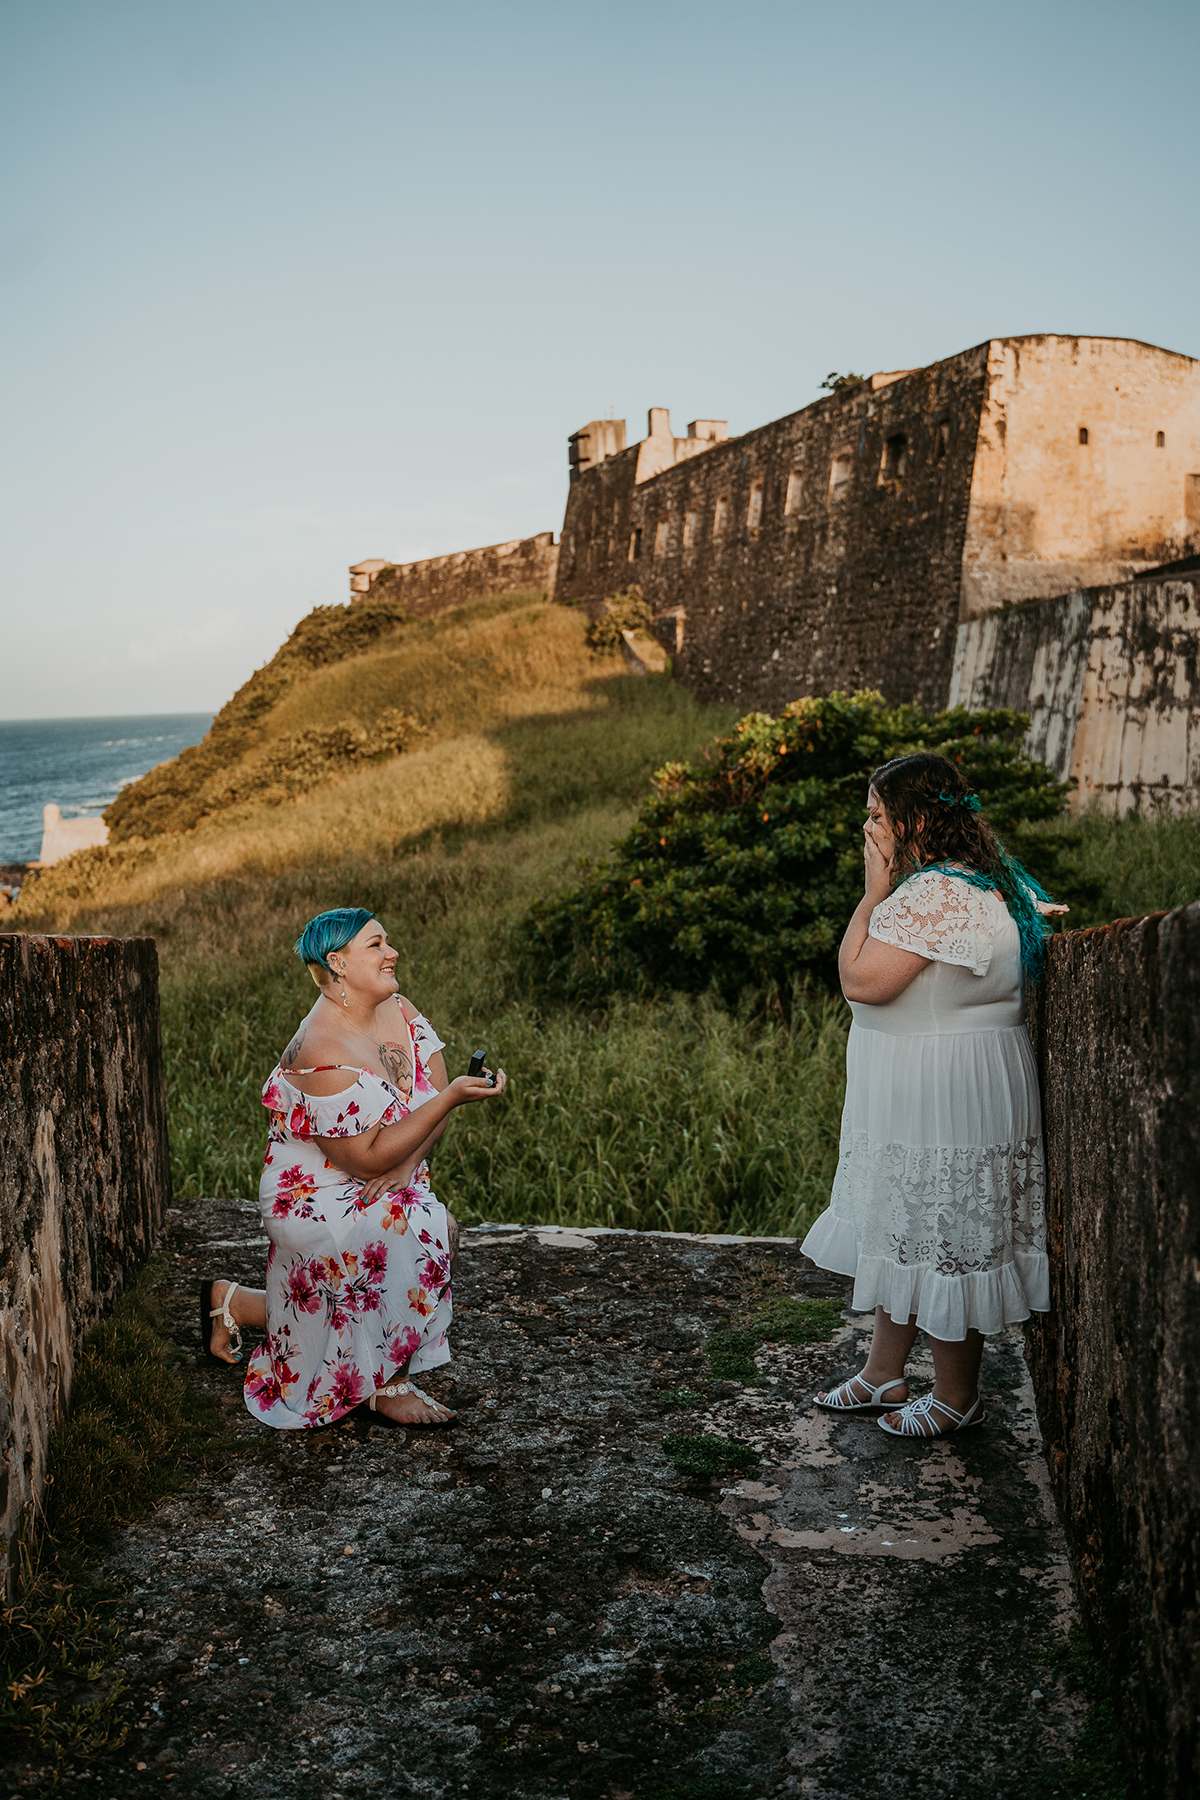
961,337 -> 1200,619
949,575 -> 1200,810
0,934 -> 172,1591
353,531 -> 559,616
556,346 -> 991,711
1027,906 -> 1200,1800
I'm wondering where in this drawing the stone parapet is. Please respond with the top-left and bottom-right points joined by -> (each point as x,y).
0,933 -> 172,1589
1027,905 -> 1200,1799
350,531 -> 558,616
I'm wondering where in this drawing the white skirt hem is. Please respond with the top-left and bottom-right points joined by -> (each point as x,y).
800,1205 -> 1048,1339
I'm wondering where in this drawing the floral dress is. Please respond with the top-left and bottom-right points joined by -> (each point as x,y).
801,870 -> 1049,1340
243,1008 -> 453,1430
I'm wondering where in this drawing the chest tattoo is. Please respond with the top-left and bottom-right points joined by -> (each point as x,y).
378,1039 -> 413,1094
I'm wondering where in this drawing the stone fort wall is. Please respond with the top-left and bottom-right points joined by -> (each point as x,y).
350,530 -> 559,616
556,337 -> 1200,714
0,933 -> 171,1591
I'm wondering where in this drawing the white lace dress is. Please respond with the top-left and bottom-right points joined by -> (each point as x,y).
800,869 -> 1049,1339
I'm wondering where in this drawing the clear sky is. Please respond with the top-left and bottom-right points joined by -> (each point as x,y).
2,0 -> 1197,719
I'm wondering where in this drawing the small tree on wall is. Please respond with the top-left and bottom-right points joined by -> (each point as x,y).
819,371 -> 866,393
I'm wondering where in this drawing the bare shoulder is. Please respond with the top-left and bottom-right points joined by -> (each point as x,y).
396,993 -> 419,1021
279,1008 -> 363,1095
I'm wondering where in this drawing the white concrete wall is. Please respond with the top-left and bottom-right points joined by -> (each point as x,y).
37,804 -> 109,866
949,576 -> 1200,813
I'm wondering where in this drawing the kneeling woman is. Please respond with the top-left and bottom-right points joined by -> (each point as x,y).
203,907 -> 505,1429
802,754 -> 1064,1438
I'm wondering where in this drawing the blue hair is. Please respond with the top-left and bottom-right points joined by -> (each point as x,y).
293,907 -> 376,973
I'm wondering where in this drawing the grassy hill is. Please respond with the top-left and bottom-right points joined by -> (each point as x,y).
11,588 -> 1200,1234
10,592 -> 850,1233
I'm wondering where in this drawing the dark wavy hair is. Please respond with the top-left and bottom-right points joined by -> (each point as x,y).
869,752 -> 1056,975
869,753 -> 1001,884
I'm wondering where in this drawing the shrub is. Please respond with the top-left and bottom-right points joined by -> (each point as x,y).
585,585 -> 652,655
519,689 -> 1079,1000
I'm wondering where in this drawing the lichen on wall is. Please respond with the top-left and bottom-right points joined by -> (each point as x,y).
0,933 -> 172,1590
1026,905 -> 1200,1800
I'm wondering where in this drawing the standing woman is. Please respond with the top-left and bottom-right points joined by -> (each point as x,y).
801,754 -> 1065,1438
202,908 -> 505,1430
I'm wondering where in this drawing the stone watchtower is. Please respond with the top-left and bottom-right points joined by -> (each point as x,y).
556,336 -> 1200,711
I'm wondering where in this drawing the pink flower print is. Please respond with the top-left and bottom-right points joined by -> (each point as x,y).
329,1306 -> 351,1333
246,1367 -> 282,1412
408,1286 -> 437,1318
262,1077 -> 286,1109
380,1192 -> 414,1234
273,1165 -> 317,1216
288,1101 -> 312,1138
360,1287 -> 382,1313
329,1362 -> 366,1412
386,1326 -> 422,1365
363,1241 -> 388,1284
419,1255 -> 450,1292
286,1260 -> 322,1315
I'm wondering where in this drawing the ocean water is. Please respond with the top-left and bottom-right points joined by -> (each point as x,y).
0,713 -> 213,867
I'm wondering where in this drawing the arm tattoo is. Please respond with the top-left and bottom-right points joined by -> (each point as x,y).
283,1027 -> 305,1068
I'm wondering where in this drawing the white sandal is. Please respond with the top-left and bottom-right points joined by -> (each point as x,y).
814,1374 -> 908,1412
877,1392 -> 986,1437
365,1381 -> 458,1429
200,1280 -> 243,1364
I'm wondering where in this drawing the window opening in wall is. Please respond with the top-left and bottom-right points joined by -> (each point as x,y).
1156,431 -> 1166,448
934,421 -> 950,462
1079,427 -> 1089,445
880,433 -> 908,482
747,479 -> 764,530
654,519 -> 670,557
612,499 -> 621,522
784,469 -> 803,514
628,528 -> 642,561
683,508 -> 699,548
713,495 -> 730,538
829,452 -> 853,499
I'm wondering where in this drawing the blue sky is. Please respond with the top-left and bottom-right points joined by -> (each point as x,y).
2,0 -> 1197,717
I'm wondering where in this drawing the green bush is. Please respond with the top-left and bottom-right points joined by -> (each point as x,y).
520,690 -> 1077,1000
585,584 -> 652,654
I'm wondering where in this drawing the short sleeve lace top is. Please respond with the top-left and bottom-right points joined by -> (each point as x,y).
867,868 -> 1000,979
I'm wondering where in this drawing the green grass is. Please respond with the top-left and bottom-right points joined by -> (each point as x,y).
704,1295 -> 846,1382
660,1434 -> 760,1478
1028,804 -> 1200,927
0,1260 -> 227,1786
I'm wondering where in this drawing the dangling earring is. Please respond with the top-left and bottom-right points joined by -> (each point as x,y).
339,979 -> 349,1009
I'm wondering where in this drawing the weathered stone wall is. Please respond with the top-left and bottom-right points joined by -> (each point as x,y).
949,574 -> 1200,810
555,336 -> 1200,717
961,336 -> 1200,619
556,353 -> 990,711
0,934 -> 172,1587
351,531 -> 559,615
1026,906 -> 1200,1800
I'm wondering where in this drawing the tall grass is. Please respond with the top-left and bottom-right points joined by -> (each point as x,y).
1043,805 -> 1200,925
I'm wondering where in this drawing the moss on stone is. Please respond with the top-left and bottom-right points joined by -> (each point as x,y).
661,1434 -> 759,1477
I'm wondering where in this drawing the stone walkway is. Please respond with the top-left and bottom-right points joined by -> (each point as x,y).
51,1201 -> 1085,1798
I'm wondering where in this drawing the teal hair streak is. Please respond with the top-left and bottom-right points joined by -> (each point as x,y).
904,853 -> 1056,981
293,906 -> 375,972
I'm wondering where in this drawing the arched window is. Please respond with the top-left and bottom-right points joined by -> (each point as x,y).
1156,431 -> 1166,448
1079,427 -> 1089,446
